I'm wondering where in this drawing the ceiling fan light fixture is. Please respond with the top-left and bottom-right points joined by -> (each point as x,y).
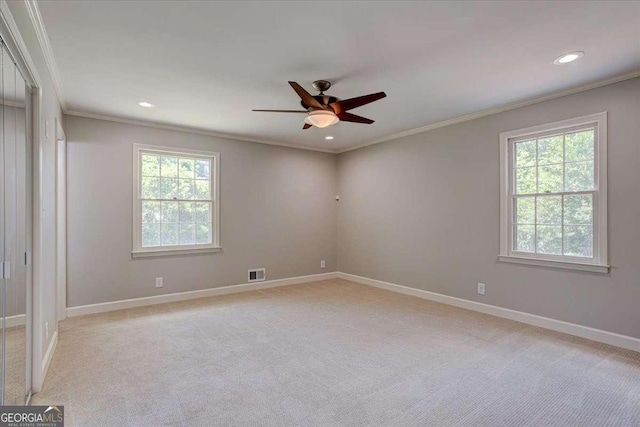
304,109 -> 339,128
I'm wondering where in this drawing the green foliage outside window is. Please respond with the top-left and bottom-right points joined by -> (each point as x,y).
140,153 -> 212,247
513,129 -> 594,257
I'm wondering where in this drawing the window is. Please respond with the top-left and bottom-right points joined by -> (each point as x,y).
499,113 -> 608,273
132,144 -> 220,257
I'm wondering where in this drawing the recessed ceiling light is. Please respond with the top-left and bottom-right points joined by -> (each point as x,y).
137,101 -> 155,108
325,136 -> 334,140
553,51 -> 584,65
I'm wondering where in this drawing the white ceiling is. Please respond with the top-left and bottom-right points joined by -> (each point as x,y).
38,1 -> 640,152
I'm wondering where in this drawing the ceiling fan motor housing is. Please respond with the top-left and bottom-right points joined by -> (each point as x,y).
301,95 -> 339,110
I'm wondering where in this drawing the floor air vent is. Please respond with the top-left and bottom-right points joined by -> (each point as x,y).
248,268 -> 266,283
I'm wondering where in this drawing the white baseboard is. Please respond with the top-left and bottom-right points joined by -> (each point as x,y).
6,314 -> 26,328
40,330 -> 58,389
338,272 -> 640,353
67,272 -> 339,318
63,270 -> 639,352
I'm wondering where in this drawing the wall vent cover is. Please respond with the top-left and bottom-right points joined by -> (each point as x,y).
248,268 -> 266,283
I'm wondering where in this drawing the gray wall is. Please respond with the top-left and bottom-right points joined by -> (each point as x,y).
66,78 -> 639,340
65,116 -> 337,307
337,77 -> 640,339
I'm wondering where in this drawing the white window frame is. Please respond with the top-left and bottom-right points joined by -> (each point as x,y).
499,112 -> 608,273
132,144 -> 221,258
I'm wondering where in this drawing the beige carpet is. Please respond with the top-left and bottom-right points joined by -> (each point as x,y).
31,279 -> 640,426
3,324 -> 27,405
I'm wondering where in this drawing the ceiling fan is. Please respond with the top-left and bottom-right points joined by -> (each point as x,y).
253,80 -> 386,129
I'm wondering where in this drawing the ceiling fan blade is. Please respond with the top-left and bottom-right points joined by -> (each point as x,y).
288,81 -> 325,110
330,92 -> 386,114
337,112 -> 374,124
303,123 -> 312,130
252,109 -> 308,113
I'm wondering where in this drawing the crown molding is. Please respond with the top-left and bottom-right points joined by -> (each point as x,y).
0,0 -> 42,87
25,0 -> 66,109
337,70 -> 640,154
65,70 -> 639,157
64,109 -> 338,154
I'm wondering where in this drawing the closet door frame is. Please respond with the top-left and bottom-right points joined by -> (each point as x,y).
0,1 -> 44,394
55,119 -> 65,322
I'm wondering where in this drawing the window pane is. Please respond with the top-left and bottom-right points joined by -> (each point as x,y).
195,202 -> 211,223
538,164 -> 563,193
178,179 -> 195,200
142,154 -> 160,176
195,159 -> 210,179
515,140 -> 536,167
515,197 -> 535,224
161,156 -> 178,177
514,224 -> 535,253
142,201 -> 161,223
538,135 -> 563,165
161,201 -> 179,223
564,195 -> 592,225
196,223 -> 211,244
565,161 -> 594,191
179,202 -> 195,223
195,180 -> 210,200
565,129 -> 594,162
161,177 -> 178,199
564,225 -> 593,257
139,152 -> 215,250
179,158 -> 195,179
141,177 -> 160,199
179,223 -> 195,245
142,223 -> 161,247
537,225 -> 562,255
161,223 -> 178,246
515,167 -> 536,194
536,196 -> 561,225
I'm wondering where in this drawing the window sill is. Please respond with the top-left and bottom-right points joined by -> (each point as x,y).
132,247 -> 222,258
498,255 -> 609,274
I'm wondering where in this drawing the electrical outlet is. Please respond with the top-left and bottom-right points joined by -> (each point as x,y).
477,282 -> 486,295
155,277 -> 163,288
45,322 -> 49,340
320,260 -> 326,269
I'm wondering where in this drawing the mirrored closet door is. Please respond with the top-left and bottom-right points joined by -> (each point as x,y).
0,38 -> 31,406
